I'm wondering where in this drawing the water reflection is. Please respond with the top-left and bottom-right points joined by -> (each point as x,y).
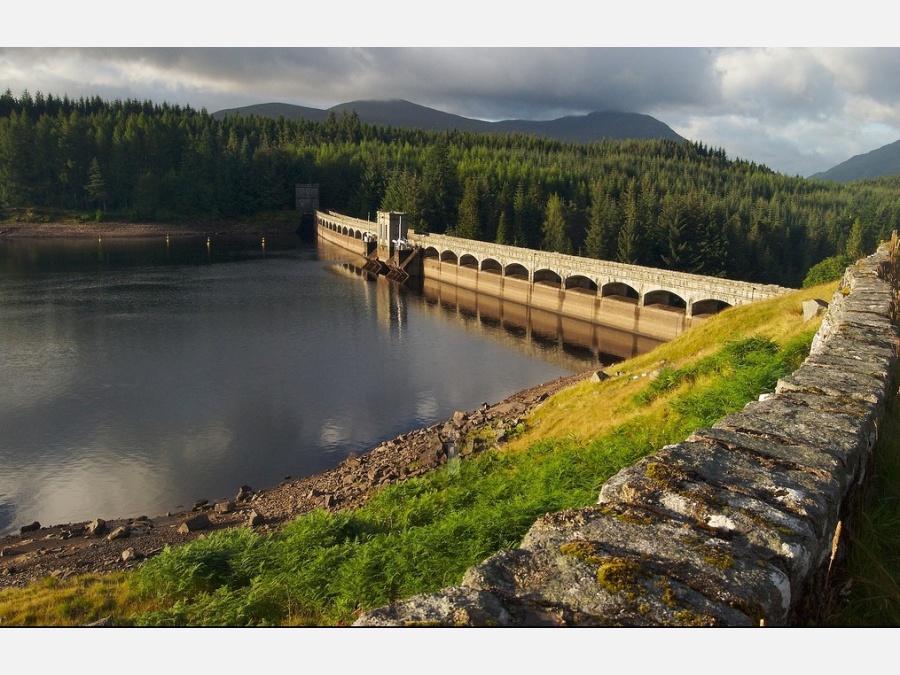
419,279 -> 664,371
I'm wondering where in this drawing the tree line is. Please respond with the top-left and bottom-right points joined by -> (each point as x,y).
2,89 -> 899,287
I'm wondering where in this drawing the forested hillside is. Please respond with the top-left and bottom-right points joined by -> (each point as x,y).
2,90 -> 899,287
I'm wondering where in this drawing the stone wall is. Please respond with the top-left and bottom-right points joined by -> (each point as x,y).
354,242 -> 899,627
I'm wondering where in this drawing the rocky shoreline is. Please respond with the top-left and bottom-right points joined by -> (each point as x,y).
0,372 -> 588,590
0,218 -> 302,239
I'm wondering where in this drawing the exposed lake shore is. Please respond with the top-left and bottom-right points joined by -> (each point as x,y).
0,217 -> 303,239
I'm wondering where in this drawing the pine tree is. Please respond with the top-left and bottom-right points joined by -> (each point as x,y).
616,184 -> 641,264
456,176 -> 482,240
585,182 -> 619,260
380,168 -> 407,213
85,157 -> 107,211
845,218 -> 866,259
495,211 -> 510,245
541,193 -> 572,254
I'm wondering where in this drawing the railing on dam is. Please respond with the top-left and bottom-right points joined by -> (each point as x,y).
316,210 -> 377,238
412,231 -> 790,318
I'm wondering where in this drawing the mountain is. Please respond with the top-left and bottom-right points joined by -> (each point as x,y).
495,110 -> 686,144
213,99 -> 685,143
809,139 -> 900,182
212,102 -> 328,122
328,99 -> 488,132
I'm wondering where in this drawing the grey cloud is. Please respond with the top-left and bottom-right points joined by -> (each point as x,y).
26,48 -> 722,120
826,48 -> 900,102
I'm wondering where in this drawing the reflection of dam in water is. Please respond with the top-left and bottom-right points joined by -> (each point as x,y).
320,237 -> 659,370
421,277 -> 665,367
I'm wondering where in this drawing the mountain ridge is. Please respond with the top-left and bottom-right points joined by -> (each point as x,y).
810,139 -> 900,182
212,99 -> 686,143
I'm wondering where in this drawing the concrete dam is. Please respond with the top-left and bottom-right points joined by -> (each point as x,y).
315,209 -> 790,350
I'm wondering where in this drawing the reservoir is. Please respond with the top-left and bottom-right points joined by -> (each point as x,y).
0,234 -> 627,536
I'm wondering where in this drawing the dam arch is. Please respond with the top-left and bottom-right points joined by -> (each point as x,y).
692,298 -> 733,317
565,275 -> 598,293
481,258 -> 502,274
602,282 -> 639,301
459,254 -> 478,269
505,263 -> 529,280
534,269 -> 562,287
644,289 -> 687,311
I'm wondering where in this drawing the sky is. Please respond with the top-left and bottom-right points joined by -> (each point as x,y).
3,4 -> 900,178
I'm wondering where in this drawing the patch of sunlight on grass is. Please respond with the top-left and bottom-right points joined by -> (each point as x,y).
0,573 -> 150,627
511,281 -> 838,450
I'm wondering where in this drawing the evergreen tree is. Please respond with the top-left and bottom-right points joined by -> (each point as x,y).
512,183 -> 528,246
585,182 -> 619,260
85,157 -> 107,211
380,167 -> 407,213
456,176 -> 482,240
420,139 -> 457,233
541,192 -> 572,254
616,184 -> 641,264
354,151 -> 387,220
845,218 -> 866,259
495,211 -> 510,245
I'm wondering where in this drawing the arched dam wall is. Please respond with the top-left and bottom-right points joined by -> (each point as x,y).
355,242 -> 899,627
315,210 -> 790,345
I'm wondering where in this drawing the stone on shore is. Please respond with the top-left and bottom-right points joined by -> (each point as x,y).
177,513 -> 210,534
87,519 -> 107,536
106,526 -> 131,542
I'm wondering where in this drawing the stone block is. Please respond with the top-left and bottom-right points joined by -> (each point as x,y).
802,299 -> 828,322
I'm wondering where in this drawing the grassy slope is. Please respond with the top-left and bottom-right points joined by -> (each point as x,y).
7,279 -> 897,627
518,282 -> 835,449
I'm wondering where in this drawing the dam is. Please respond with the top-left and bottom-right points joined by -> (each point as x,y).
315,209 -> 791,346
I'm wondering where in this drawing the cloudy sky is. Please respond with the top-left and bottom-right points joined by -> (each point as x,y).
4,3 -> 899,177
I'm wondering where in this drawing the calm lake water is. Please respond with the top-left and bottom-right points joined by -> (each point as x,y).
0,234 -> 610,536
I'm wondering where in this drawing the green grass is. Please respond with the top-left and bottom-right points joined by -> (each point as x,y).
0,573 -> 143,627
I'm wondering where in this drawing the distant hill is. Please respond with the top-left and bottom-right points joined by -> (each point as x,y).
810,139 -> 900,182
213,99 -> 686,143
213,102 -> 328,122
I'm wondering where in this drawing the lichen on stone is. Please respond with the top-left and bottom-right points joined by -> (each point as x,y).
596,557 -> 645,596
672,609 -> 717,627
558,540 -> 604,566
